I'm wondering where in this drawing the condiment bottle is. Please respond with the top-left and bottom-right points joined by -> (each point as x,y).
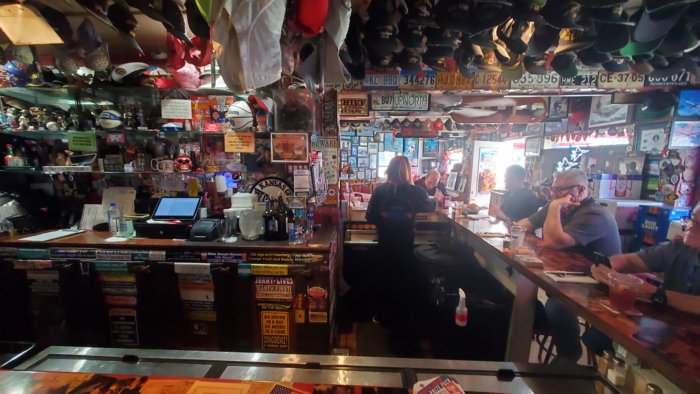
455,288 -> 467,326
645,384 -> 662,394
596,349 -> 615,394
607,357 -> 626,387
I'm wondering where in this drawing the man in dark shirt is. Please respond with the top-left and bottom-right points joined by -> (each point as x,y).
415,170 -> 448,198
489,165 -> 541,222
516,168 -> 621,363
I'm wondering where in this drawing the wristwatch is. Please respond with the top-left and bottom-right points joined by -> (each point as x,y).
652,288 -> 667,311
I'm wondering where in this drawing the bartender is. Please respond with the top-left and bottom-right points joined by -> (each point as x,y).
416,170 -> 448,199
366,156 -> 438,331
489,165 -> 540,222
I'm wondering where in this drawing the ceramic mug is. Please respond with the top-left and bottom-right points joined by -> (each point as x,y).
151,158 -> 174,173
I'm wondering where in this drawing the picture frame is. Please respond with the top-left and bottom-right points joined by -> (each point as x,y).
457,176 -> 467,193
637,123 -> 668,153
370,154 -> 378,169
271,133 -> 309,163
340,139 -> 351,150
358,146 -> 369,156
358,157 -> 370,168
548,97 -> 569,120
341,150 -> 348,160
384,136 -> 403,152
669,121 -> 700,148
676,90 -> 700,121
524,136 -> 542,157
357,169 -> 366,179
359,136 -> 368,146
352,136 -> 360,144
368,142 -> 379,154
588,96 -> 630,128
371,169 -> 378,179
422,139 -> 439,157
351,145 -> 358,156
378,142 -> 385,152
348,156 -> 357,168
446,171 -> 458,191
544,121 -> 566,136
523,122 -> 544,137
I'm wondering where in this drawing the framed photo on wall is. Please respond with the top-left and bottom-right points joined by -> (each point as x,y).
370,154 -> 378,169
358,146 -> 369,156
525,137 -> 542,157
368,142 -> 379,154
548,97 -> 569,119
588,96 -> 630,128
423,139 -> 439,157
669,121 -> 700,148
446,172 -> 458,190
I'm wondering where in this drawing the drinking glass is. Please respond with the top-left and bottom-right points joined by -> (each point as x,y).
510,226 -> 527,249
608,272 -> 643,312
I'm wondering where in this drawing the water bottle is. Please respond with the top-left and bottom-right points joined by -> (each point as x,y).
107,203 -> 122,236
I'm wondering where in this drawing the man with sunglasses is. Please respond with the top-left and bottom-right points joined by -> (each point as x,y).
515,168 -> 621,364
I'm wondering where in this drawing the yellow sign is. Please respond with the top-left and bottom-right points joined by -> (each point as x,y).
68,132 -> 97,151
224,132 -> 255,153
436,72 -> 474,90
261,311 -> 289,349
338,93 -> 369,116
597,72 -> 645,89
250,264 -> 288,276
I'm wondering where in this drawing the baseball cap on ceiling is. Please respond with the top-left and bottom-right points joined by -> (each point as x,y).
554,16 -> 596,55
618,32 -> 664,56
37,5 -> 75,49
493,36 -> 511,63
657,21 -> 699,56
497,19 -> 534,54
578,46 -> 612,67
363,18 -> 399,56
551,52 -> 578,78
648,55 -> 696,78
293,0 -> 328,37
454,44 -> 475,79
584,5 -> 636,25
406,0 -> 439,28
628,57 -> 654,74
425,27 -> 461,47
466,28 -> 498,49
248,95 -> 274,113
369,54 -> 397,72
467,2 -> 513,34
576,0 -> 628,6
341,13 -> 366,80
642,91 -> 679,112
399,17 -> 427,51
423,45 -> 455,71
523,54 -> 547,74
435,0 -> 475,31
525,23 -> 560,55
634,1 -> 690,43
184,0 -> 211,39
602,57 -> 629,72
397,48 -> 423,72
77,18 -> 102,52
161,0 -> 194,46
512,0 -> 546,23
107,3 -> 144,55
475,48 -> 502,71
501,55 -> 524,81
593,23 -> 630,53
541,0 -> 583,30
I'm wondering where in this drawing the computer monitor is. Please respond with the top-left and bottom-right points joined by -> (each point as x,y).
151,197 -> 201,221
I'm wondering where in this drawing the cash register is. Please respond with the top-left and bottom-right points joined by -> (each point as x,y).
134,197 -> 201,239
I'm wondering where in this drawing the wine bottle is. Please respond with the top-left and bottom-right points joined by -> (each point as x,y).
263,200 -> 276,241
274,193 -> 289,240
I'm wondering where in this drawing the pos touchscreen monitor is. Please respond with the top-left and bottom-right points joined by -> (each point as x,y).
151,197 -> 201,221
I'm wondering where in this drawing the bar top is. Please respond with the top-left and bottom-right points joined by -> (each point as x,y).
446,212 -> 700,394
0,223 -> 337,252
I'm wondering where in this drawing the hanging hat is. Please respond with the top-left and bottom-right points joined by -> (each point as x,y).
512,0 -> 546,23
435,0 -> 475,31
541,0 -> 582,30
397,48 -> 424,72
342,13 -> 366,80
593,24 -> 630,53
467,2 -> 514,34
576,0 -> 628,6
554,16 -> 596,55
525,23 -> 560,55
406,0 -> 439,28
497,19 -> 534,54
425,27 -> 461,47
423,45 -> 454,71
648,55 -> 696,78
628,56 -> 654,74
368,0 -> 397,26
657,20 -> 699,56
454,42 -> 476,78
399,17 -> 427,51
37,5 -> 75,49
602,57 -> 629,72
466,28 -> 498,48
523,54 -> 547,74
369,54 -> 397,72
501,55 -> 524,81
618,33 -> 664,57
161,0 -> 194,46
634,1 -> 690,43
578,46 -> 612,67
125,0 -> 174,28
363,19 -> 399,56
475,47 -> 501,71
75,0 -> 117,30
551,52 -> 578,78
585,5 -> 636,25
108,3 -> 144,55
184,0 -> 211,39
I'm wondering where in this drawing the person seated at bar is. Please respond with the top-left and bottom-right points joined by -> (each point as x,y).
416,169 -> 447,199
489,165 -> 541,222
515,168 -> 621,363
366,156 -> 439,330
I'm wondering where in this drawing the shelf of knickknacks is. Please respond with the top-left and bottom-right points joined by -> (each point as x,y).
0,129 -> 274,139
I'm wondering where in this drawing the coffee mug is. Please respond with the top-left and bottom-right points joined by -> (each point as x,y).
151,158 -> 174,173
117,219 -> 135,238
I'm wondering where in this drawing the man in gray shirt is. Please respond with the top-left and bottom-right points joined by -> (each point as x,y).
516,169 -> 621,363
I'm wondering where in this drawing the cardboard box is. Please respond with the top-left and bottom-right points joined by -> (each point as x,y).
631,205 -> 691,251
598,199 -> 664,230
589,173 -> 642,199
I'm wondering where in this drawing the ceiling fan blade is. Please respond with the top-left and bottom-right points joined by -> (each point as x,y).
453,107 -> 499,117
464,98 -> 517,107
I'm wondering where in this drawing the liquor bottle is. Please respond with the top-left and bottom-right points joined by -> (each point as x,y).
263,200 -> 276,241
274,193 -> 289,240
286,201 -> 295,235
4,144 -> 15,167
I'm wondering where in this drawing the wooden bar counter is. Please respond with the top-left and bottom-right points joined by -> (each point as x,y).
441,211 -> 700,393
0,225 -> 338,355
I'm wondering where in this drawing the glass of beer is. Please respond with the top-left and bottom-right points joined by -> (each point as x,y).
608,272 -> 643,312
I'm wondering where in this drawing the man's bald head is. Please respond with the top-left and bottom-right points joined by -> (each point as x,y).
425,170 -> 440,189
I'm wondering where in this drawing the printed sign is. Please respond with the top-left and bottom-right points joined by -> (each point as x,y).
109,308 -> 139,346
394,92 -> 431,111
14,260 -> 52,270
597,72 -> 645,88
246,252 -> 325,264
560,71 -> 598,88
338,93 -> 369,116
370,93 -> 395,111
50,248 -> 97,260
510,72 -> 560,89
255,277 -> 293,301
261,311 -> 289,349
174,263 -> 211,275
161,99 -> 193,119
26,270 -> 59,295
179,276 -> 217,322
224,132 -> 255,152
251,177 -> 294,202
311,138 -> 338,185
473,71 -> 510,89
17,248 -> 50,260
321,90 -> 338,136
363,72 -> 400,90
436,71 -> 474,90
240,264 -> 289,276
68,132 -> 96,151
399,70 -> 436,90
645,70 -> 693,87
106,133 -> 125,144
93,261 -> 129,272
271,133 -> 309,163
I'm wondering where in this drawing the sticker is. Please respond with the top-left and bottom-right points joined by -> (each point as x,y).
363,72 -> 400,90
26,269 -> 59,295
245,252 -> 325,264
250,264 -> 289,276
261,311 -> 289,349
17,248 -> 50,260
174,263 -> 211,275
295,294 -> 306,323
190,322 -> 209,335
101,281 -> 137,295
50,248 -> 97,260
106,132 -> 125,144
99,273 -> 136,283
131,250 -> 166,261
105,295 -> 138,306
93,261 -> 129,272
309,312 -> 328,323
251,177 -> 294,202
258,303 -> 292,310
295,309 -> 306,323
109,308 -> 139,346
255,277 -> 293,301
179,272 -> 216,322
13,260 -> 52,270
670,173 -> 680,185
224,132 -> 255,153
308,286 -> 327,299
307,295 -> 328,311
96,250 -> 132,261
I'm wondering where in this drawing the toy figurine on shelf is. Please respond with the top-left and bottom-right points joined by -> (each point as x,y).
136,106 -> 146,128
18,110 -> 30,131
53,110 -> 66,130
29,108 -> 45,130
123,107 -> 135,130
67,109 -> 80,130
5,108 -> 17,129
